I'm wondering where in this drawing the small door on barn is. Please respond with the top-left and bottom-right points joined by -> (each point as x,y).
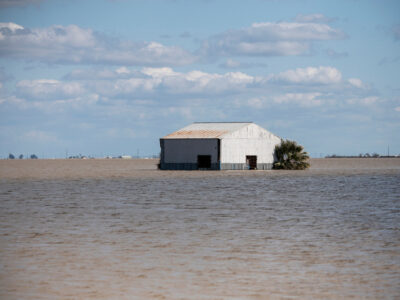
246,155 -> 257,170
197,155 -> 211,169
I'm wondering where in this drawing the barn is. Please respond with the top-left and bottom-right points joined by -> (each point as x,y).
159,122 -> 281,170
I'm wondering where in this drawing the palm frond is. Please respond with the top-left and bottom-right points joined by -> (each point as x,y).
273,139 -> 310,170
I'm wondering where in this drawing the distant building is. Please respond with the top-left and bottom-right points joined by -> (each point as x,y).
159,122 -> 281,170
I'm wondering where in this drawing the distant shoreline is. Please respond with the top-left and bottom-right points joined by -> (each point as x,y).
1,158 -> 399,180
324,156 -> 399,158
2,156 -> 399,161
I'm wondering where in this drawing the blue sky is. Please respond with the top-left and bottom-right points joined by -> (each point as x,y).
0,0 -> 399,158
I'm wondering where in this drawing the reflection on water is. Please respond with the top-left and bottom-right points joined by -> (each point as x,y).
0,160 -> 399,299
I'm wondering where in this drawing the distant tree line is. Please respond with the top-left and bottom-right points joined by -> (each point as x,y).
325,153 -> 398,158
8,153 -> 38,159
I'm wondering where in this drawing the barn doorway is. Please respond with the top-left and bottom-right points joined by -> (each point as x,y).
246,156 -> 257,170
198,155 -> 211,169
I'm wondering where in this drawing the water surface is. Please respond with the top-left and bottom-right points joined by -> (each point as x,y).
0,159 -> 399,299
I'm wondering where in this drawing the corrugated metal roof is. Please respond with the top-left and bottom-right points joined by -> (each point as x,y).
162,122 -> 252,139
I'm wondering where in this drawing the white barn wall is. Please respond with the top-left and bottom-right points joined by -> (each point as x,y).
223,123 -> 279,140
221,124 -> 281,168
221,138 -> 280,164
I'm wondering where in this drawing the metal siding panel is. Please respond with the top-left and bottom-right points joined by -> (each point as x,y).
219,163 -> 273,170
162,139 -> 218,163
221,136 -> 281,164
159,139 -> 165,165
160,162 -> 220,170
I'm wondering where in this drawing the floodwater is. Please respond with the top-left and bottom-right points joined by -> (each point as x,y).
0,158 -> 399,299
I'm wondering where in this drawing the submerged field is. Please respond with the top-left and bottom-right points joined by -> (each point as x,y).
0,158 -> 399,299
1,157 -> 400,179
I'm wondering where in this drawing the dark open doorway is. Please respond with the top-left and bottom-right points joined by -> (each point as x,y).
246,155 -> 257,170
198,155 -> 211,169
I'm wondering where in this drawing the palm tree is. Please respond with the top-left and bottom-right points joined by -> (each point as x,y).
273,139 -> 310,170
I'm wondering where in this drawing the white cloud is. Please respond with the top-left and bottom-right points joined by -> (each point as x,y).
165,106 -> 193,119
273,93 -> 323,107
111,68 -> 256,95
62,67 -> 257,98
294,14 -> 335,23
204,21 -> 345,57
162,70 -> 255,94
222,59 -> 241,68
0,22 -> 24,37
105,128 -> 138,139
23,129 -> 58,143
219,59 -> 267,69
142,67 -> 178,78
392,24 -> 400,41
0,95 -> 26,107
0,23 -> 95,48
16,79 -> 85,99
44,96 -> 97,112
0,23 -> 196,66
246,97 -> 264,108
347,96 -> 379,105
29,94 -> 99,113
0,21 -> 346,65
360,96 -> 379,105
348,78 -> 364,88
251,22 -> 343,40
326,48 -> 348,59
273,66 -> 342,84
115,67 -> 130,74
64,68 -> 133,80
0,0 -> 44,7
4,66 -> 377,116
112,77 -> 160,94
65,66 -> 258,95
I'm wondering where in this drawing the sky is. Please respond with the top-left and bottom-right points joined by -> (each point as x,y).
0,0 -> 399,158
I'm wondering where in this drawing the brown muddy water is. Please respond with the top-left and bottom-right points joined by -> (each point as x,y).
0,158 -> 399,299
